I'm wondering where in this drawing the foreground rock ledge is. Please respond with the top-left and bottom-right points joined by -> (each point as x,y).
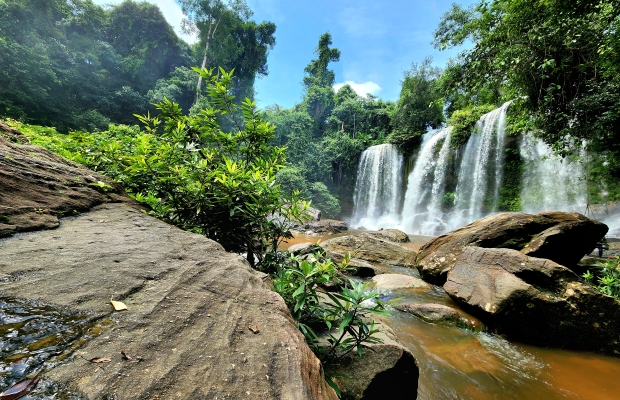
0,204 -> 337,399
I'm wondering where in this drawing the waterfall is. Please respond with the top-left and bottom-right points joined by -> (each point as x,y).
349,101 -> 590,236
350,143 -> 404,230
401,128 -> 452,235
519,135 -> 587,213
452,102 -> 510,228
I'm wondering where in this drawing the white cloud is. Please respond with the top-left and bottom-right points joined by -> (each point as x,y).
92,0 -> 198,44
333,81 -> 382,97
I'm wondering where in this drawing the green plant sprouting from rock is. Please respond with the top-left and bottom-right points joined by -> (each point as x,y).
584,256 -> 620,299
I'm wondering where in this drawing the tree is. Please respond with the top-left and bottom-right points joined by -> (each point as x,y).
433,0 -> 620,154
389,57 -> 444,148
179,0 -> 250,100
303,33 -> 341,89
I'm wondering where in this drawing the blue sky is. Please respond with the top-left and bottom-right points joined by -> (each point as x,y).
93,0 -> 475,108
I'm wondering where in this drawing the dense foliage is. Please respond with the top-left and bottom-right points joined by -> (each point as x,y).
584,256 -> 620,299
270,250 -> 390,394
16,69 -> 307,268
434,0 -> 620,192
0,0 -> 275,132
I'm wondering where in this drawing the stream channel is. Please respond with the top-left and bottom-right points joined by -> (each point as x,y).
282,233 -> 620,400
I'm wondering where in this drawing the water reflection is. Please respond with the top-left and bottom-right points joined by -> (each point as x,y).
0,296 -> 110,399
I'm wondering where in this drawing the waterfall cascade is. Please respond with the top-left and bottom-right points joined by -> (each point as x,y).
350,102 -> 589,235
350,143 -> 404,231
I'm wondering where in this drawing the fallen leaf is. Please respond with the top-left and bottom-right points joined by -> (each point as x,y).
121,350 -> 133,361
110,296 -> 127,311
0,377 -> 40,400
248,325 -> 260,334
89,357 -> 112,363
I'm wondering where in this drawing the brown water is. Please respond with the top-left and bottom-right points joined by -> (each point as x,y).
283,232 -> 620,399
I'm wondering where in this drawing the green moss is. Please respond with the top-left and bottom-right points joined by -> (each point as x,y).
0,215 -> 10,223
448,104 -> 497,148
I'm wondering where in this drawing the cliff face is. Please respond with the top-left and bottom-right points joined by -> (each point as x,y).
0,122 -> 336,399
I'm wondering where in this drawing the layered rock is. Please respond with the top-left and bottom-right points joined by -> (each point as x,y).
444,246 -> 620,354
396,303 -> 475,328
322,233 -> 417,269
0,204 -> 337,399
416,211 -> 608,284
0,123 -> 338,398
300,219 -> 348,234
0,123 -> 132,238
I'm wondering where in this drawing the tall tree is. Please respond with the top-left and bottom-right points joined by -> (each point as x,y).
301,33 -> 341,137
179,0 -> 251,101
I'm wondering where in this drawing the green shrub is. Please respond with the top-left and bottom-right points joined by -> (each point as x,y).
584,256 -> 620,299
309,182 -> 341,218
15,68 -> 309,268
448,104 -> 497,147
271,251 -> 391,395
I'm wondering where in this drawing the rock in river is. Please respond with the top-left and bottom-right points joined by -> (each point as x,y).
416,211 -> 608,285
444,246 -> 620,354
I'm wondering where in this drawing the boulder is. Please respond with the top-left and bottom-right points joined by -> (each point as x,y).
365,229 -> 410,243
302,219 -> 348,234
322,233 -> 417,268
322,251 -> 380,277
395,303 -> 467,324
371,274 -> 431,291
328,324 -> 419,400
288,242 -> 322,256
0,204 -> 337,399
0,123 -> 134,238
444,246 -> 620,354
416,211 -> 608,285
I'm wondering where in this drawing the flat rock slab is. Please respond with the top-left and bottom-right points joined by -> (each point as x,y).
365,229 -> 410,243
395,303 -> 481,330
416,211 -> 608,285
0,204 -> 336,399
371,274 -> 431,291
444,246 -> 620,354
322,234 -> 417,268
0,127 -> 133,238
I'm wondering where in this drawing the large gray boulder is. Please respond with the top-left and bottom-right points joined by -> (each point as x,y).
444,246 -> 620,354
0,125 -> 338,399
322,233 -> 417,268
416,211 -> 608,284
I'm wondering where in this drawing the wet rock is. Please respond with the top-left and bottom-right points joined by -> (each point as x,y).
395,303 -> 475,328
288,242 -> 321,256
0,204 -> 337,399
366,229 -> 410,243
302,219 -> 348,234
328,324 -> 419,400
444,246 -> 620,354
322,233 -> 417,268
0,122 -> 135,238
371,274 -> 431,291
416,211 -> 608,285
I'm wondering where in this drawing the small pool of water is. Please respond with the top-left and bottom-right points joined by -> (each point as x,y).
0,296 -> 111,398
